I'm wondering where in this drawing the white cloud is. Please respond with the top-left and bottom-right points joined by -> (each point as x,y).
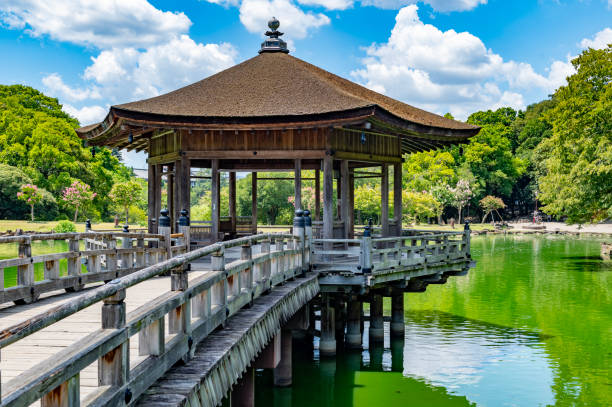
63,103 -> 107,125
239,0 -> 330,39
580,27 -> 612,49
296,0 -> 354,10
351,5 -> 574,118
42,73 -> 101,101
361,0 -> 486,11
0,0 -> 191,49
80,35 -> 238,104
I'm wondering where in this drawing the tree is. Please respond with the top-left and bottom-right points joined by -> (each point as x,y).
448,179 -> 473,224
537,45 -> 612,223
0,164 -> 58,220
110,180 -> 143,224
403,191 -> 440,224
17,184 -> 42,221
62,180 -> 96,222
0,85 -> 132,221
479,195 -> 506,224
353,184 -> 381,224
403,150 -> 456,191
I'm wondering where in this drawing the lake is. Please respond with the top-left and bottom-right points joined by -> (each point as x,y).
255,235 -> 612,406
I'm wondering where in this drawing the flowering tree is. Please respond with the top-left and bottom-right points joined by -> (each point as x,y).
479,195 -> 506,224
448,179 -> 473,224
62,180 -> 96,222
288,186 -> 321,214
17,184 -> 42,221
110,180 -> 143,224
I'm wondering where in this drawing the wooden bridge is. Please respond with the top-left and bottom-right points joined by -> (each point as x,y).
0,212 -> 472,407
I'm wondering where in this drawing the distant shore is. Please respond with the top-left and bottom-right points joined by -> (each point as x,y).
471,221 -> 612,237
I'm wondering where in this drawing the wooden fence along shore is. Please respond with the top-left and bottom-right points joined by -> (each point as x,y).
0,210 -> 472,407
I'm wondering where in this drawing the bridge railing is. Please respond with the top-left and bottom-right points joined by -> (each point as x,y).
311,228 -> 470,275
0,230 -> 185,305
0,231 -> 304,407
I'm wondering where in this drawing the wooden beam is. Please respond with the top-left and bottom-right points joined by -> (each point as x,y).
381,163 -> 389,237
147,162 -> 157,233
167,163 -> 174,231
184,150 -> 326,160
334,151 -> 402,164
349,168 -> 355,238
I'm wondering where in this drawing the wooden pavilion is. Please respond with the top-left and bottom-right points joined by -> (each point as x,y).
77,18 -> 479,243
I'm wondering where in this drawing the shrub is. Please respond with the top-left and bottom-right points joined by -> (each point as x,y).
55,220 -> 76,233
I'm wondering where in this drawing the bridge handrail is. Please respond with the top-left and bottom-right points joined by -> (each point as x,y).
0,232 -> 301,407
0,231 -> 179,306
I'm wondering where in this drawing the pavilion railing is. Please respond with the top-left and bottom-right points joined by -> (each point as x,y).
0,230 -> 185,306
311,228 -> 470,275
0,232 -> 305,407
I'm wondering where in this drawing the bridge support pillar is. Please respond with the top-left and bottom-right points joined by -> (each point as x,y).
369,294 -> 384,343
232,367 -> 254,407
320,293 -> 336,356
346,299 -> 362,349
274,329 -> 292,387
391,292 -> 405,337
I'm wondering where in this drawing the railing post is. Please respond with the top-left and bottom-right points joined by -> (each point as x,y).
99,288 -> 129,387
41,373 -> 80,407
17,237 -> 33,293
211,247 -> 227,317
303,210 -> 312,271
464,220 -> 471,255
293,209 -> 306,276
261,238 -> 271,290
178,209 -> 191,267
360,223 -> 372,274
135,233 -> 145,268
159,209 -> 172,260
66,235 -> 84,292
241,242 -> 253,295
104,234 -> 117,274
122,225 -> 132,270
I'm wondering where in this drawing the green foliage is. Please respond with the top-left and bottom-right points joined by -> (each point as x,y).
479,195 -> 506,223
537,45 -> 612,223
54,220 -> 76,233
403,191 -> 440,224
110,180 -> 143,223
0,84 -> 132,221
403,150 -> 456,191
0,164 -> 58,220
354,184 -> 382,224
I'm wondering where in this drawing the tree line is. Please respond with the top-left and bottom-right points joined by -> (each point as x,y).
0,45 -> 609,225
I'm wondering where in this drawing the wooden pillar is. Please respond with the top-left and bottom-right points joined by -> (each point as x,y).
381,164 -> 389,237
229,172 -> 237,235
274,330 -> 292,387
154,164 -> 162,234
232,367 -> 254,407
348,168 -> 355,238
320,293 -> 336,356
369,293 -> 384,343
340,160 -> 349,239
323,156 -> 333,240
294,159 -> 302,210
211,159 -> 220,241
147,162 -> 157,233
315,169 -> 321,221
99,289 -> 128,387
346,298 -> 362,349
394,163 -> 402,236
167,164 -> 175,232
391,291 -> 405,337
251,172 -> 257,234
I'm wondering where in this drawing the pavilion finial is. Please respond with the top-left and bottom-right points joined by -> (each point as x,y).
259,17 -> 289,54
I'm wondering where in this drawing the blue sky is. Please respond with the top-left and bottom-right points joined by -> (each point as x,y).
1,0 -> 611,167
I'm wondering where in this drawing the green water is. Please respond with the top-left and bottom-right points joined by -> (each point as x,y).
256,235 -> 612,406
0,240 -> 86,287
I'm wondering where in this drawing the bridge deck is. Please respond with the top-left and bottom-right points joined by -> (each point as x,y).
0,248 -> 245,405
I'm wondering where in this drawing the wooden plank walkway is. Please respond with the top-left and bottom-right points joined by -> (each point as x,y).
0,248 -> 245,405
